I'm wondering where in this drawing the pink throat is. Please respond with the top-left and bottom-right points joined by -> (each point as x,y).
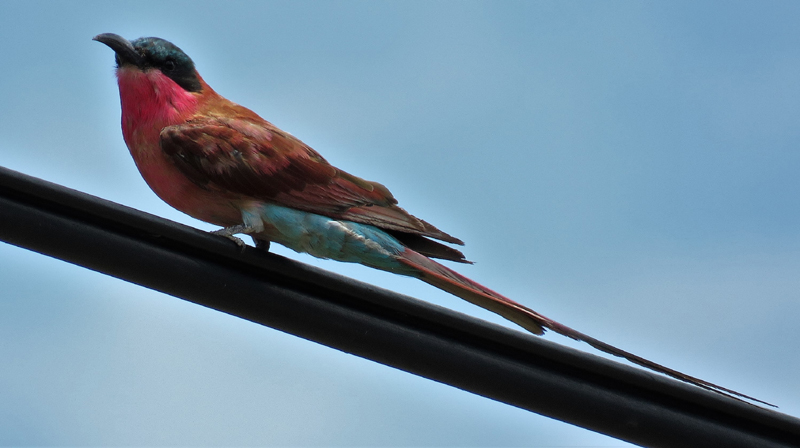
112,66 -> 241,226
116,67 -> 199,147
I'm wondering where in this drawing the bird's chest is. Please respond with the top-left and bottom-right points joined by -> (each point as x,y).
126,135 -> 241,227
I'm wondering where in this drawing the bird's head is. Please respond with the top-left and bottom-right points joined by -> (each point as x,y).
93,33 -> 202,93
94,33 -> 213,140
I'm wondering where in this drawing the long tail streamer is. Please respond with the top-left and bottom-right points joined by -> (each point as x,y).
397,248 -> 773,407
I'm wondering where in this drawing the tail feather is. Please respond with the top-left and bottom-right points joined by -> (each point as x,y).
396,249 -> 774,407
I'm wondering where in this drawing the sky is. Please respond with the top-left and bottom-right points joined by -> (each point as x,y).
1,1 -> 799,446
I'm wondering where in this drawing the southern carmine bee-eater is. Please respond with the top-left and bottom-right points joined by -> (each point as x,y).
93,33 -> 767,406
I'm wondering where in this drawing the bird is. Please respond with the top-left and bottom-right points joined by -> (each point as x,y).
93,33 -> 768,406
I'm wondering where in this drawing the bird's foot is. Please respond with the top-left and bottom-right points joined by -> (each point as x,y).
253,237 -> 271,252
211,224 -> 258,250
212,213 -> 266,251
211,231 -> 247,248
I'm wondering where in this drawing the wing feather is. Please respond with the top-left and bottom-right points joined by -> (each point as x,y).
160,116 -> 463,246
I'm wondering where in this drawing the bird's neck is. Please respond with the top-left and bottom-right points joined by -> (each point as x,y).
116,66 -> 204,153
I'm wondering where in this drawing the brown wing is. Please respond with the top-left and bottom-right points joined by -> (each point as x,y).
159,116 -> 464,248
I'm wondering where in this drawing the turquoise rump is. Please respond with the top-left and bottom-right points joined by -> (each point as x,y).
248,203 -> 413,274
93,32 -> 769,406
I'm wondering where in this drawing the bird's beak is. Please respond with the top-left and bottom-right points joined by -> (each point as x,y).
93,33 -> 144,67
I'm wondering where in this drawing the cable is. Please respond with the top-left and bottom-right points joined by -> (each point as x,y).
1,165 -> 798,448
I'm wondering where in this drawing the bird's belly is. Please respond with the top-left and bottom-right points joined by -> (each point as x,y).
134,150 -> 242,226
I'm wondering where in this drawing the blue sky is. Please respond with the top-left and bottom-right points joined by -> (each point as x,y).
1,1 -> 799,446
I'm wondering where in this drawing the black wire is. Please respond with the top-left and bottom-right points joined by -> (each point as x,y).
1,165 -> 799,448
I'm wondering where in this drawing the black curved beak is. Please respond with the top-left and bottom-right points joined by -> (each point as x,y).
93,33 -> 144,67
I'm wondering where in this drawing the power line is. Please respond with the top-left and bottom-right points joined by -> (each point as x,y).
1,165 -> 798,448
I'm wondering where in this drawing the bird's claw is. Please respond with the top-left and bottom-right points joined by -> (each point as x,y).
211,227 -> 248,251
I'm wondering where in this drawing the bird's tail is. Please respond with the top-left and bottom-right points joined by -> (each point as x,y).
396,248 -> 773,407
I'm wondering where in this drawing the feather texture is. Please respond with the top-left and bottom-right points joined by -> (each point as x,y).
95,33 -> 771,408
160,116 -> 463,247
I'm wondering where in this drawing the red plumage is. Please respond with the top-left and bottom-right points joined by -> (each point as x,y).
95,33 -> 771,407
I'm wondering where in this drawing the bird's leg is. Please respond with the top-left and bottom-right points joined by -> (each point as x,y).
253,237 -> 271,252
212,207 -> 266,249
211,224 -> 253,248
